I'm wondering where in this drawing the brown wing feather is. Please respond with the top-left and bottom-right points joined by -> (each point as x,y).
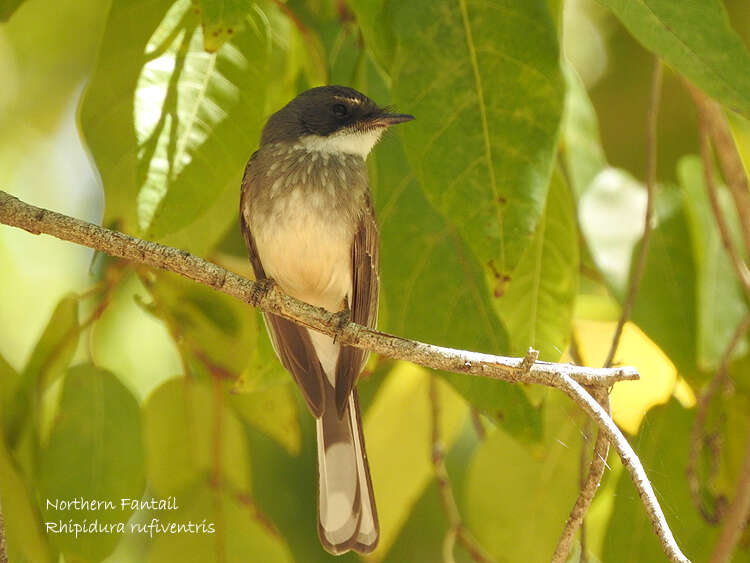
335,197 -> 380,415
240,153 -> 325,417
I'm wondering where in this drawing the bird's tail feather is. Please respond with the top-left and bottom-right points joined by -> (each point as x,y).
316,387 -> 378,554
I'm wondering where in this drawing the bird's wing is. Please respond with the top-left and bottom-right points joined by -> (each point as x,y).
240,153 -> 325,417
335,196 -> 380,415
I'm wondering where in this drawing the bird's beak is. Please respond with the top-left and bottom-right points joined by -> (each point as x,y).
374,113 -> 415,127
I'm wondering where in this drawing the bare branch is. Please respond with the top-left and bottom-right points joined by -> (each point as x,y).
604,58 -> 663,368
0,190 -> 637,389
0,189 -> 692,562
554,57 -> 663,562
551,386 -> 611,563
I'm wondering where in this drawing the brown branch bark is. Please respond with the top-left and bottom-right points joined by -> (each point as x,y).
553,57 -> 663,563
0,189 -> 691,562
688,85 -> 750,259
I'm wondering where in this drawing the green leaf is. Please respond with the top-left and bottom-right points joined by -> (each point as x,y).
79,0 -> 174,232
0,352 -> 19,420
678,155 -> 748,371
363,365 -> 467,558
194,0 -> 254,52
562,63 -> 607,198
602,400 -> 717,561
387,0 -> 565,280
230,383 -> 301,456
629,188 -> 698,376
0,424 -> 53,563
80,0 -> 274,255
148,484 -> 293,563
464,390 -> 583,561
595,0 -> 750,118
371,133 -> 540,439
0,0 -> 26,22
39,364 -> 145,562
143,378 -> 251,497
147,271 -> 261,377
496,170 -> 579,361
4,294 -> 79,445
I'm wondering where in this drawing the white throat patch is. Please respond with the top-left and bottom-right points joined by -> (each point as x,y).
298,129 -> 384,159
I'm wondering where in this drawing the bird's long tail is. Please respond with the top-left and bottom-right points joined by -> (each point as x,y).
316,385 -> 378,554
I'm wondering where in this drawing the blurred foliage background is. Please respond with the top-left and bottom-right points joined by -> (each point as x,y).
0,0 -> 749,561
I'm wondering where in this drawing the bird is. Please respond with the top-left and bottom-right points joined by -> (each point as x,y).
239,85 -> 414,554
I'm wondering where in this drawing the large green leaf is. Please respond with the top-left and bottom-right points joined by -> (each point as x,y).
496,170 -> 579,361
356,0 -> 564,281
602,400 -> 718,562
80,0 -> 274,255
148,483 -> 293,563
143,377 -> 250,497
371,132 -> 539,439
678,155 -> 748,372
39,364 -> 145,562
464,390 -> 583,561
596,0 -> 750,118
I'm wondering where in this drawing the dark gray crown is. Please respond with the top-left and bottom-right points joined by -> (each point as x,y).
260,86 -> 384,145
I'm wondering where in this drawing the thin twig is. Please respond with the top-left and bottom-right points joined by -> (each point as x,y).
0,189 -> 693,562
687,85 -> 750,258
685,312 -> 750,561
604,58 -> 663,368
553,58 -> 664,562
0,501 -> 7,563
711,417 -> 750,563
695,121 -> 750,299
429,376 -> 494,563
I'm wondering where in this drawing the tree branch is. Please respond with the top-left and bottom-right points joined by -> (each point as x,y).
553,57 -> 663,562
0,190 -> 636,389
0,189 -> 691,562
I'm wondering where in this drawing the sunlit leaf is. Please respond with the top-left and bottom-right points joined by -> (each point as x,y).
80,0 -> 275,255
464,390 -> 583,561
678,155 -> 748,371
0,0 -> 26,22
596,0 -> 750,118
496,170 -> 579,361
363,364 -> 467,559
230,383 -> 301,456
143,377 -> 251,497
39,364 -> 145,561
148,483 -> 293,562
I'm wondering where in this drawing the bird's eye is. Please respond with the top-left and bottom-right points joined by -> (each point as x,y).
332,103 -> 348,117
